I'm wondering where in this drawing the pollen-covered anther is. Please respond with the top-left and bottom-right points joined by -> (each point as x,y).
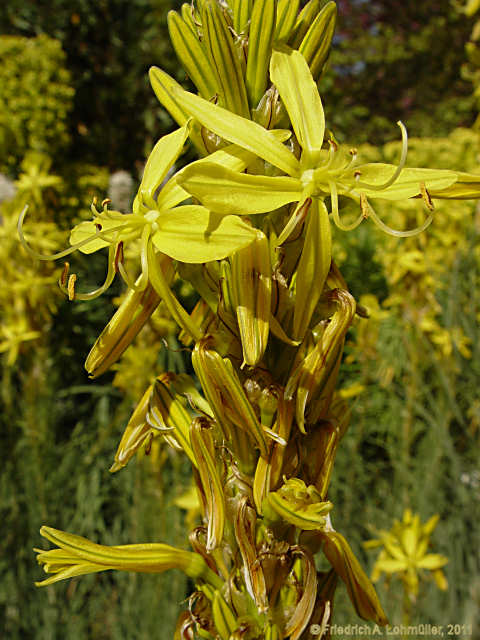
349,148 -> 357,156
60,262 -> 70,287
328,139 -> 338,153
114,241 -> 124,273
354,170 -> 362,181
420,182 -> 434,211
101,198 -> 112,209
67,273 -> 77,301
360,193 -> 370,219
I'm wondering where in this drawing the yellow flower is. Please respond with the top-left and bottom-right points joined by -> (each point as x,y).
364,510 -> 448,598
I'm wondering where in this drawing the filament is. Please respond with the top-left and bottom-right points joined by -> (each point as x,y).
366,201 -> 434,238
58,245 -> 117,300
18,205 -> 131,261
329,181 -> 364,231
354,121 -> 408,191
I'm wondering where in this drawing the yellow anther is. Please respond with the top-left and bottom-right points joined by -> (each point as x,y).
60,262 -> 70,287
101,198 -> 112,208
420,182 -> 434,211
360,193 -> 370,219
67,274 -> 77,301
328,139 -> 338,152
114,241 -> 124,273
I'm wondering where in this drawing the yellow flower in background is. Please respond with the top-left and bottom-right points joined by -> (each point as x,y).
365,510 -> 448,599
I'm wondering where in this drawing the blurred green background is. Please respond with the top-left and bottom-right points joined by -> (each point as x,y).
0,1 -> 479,638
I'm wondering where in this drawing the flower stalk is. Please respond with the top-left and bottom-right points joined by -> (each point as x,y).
29,1 -> 474,636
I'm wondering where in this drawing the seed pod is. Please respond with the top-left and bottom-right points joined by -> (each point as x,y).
192,340 -> 268,458
148,376 -> 197,467
253,392 -> 293,512
283,547 -> 317,640
110,384 -> 155,473
190,418 -> 225,551
320,530 -> 389,626
211,590 -> 238,640
230,230 -> 272,367
234,496 -> 268,613
287,289 -> 356,432
293,199 -> 331,341
85,281 -> 161,378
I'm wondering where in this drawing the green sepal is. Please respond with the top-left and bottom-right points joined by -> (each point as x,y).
85,280 -> 162,378
232,0 -> 252,33
135,122 -> 192,209
349,164 -> 457,200
201,0 -> 250,117
274,0 -> 300,44
298,1 -> 337,81
289,0 -> 322,49
149,377 -> 197,467
245,0 -> 276,109
429,170 -> 480,199
212,590 -> 238,639
168,10 -> 218,100
110,384 -> 155,472
35,526 -> 223,589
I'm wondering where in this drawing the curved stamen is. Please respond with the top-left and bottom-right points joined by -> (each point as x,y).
329,181 -> 364,231
354,121 -> 408,191
18,205 -> 132,261
58,245 -> 117,300
366,200 -> 434,238
321,139 -> 338,172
